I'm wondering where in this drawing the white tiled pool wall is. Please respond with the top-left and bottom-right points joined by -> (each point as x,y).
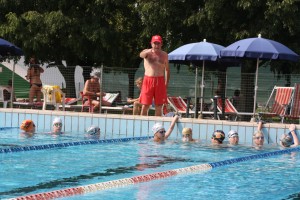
0,108 -> 298,145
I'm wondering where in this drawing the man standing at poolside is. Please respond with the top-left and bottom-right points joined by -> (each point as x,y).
139,35 -> 170,116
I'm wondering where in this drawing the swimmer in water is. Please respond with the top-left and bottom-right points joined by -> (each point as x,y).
52,117 -> 63,134
20,119 -> 36,137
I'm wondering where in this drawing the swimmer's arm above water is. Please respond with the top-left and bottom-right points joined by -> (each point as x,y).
290,124 -> 299,147
165,115 -> 179,139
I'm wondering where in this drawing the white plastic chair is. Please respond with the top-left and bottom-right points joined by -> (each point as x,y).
0,86 -> 10,108
41,85 -> 66,111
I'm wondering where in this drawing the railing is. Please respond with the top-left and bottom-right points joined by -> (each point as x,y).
1,63 -> 300,120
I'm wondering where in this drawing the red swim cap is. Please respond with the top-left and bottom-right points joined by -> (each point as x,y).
20,119 -> 35,132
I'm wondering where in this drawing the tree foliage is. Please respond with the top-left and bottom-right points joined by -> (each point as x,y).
0,0 -> 299,98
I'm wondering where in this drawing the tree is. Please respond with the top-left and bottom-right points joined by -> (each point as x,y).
0,0 -> 143,97
183,0 -> 300,115
1,0 -> 299,103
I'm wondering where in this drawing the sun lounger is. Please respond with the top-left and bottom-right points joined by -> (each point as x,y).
258,86 -> 294,122
283,83 -> 300,122
80,92 -> 120,113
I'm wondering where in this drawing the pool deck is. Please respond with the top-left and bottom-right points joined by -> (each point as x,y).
0,108 -> 298,145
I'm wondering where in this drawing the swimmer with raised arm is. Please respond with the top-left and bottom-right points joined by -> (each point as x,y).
253,121 -> 264,148
152,115 -> 179,143
280,124 -> 299,148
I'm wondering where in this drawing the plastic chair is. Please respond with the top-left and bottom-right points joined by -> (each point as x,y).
41,85 -> 66,111
0,86 -> 9,108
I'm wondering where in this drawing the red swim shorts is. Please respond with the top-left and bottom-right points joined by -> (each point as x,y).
140,75 -> 167,105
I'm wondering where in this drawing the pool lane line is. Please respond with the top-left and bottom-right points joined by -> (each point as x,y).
0,136 -> 153,154
0,127 -> 19,131
9,163 -> 213,200
9,146 -> 300,200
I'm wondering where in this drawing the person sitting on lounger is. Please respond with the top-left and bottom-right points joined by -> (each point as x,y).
83,67 -> 111,111
127,77 -> 143,115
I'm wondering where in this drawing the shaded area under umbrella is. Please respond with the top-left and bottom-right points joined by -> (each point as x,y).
0,38 -> 24,107
168,39 -> 225,118
220,34 -> 299,120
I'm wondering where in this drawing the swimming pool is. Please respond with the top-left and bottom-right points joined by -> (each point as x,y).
1,126 -> 300,200
1,109 -> 299,199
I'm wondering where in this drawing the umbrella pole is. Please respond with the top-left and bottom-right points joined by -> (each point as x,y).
251,58 -> 259,122
199,61 -> 205,119
10,61 -> 16,108
99,64 -> 103,114
194,65 -> 198,119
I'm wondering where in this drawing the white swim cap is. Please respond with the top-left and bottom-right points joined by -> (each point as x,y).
86,125 -> 100,135
228,130 -> 238,138
90,67 -> 101,78
52,117 -> 62,126
152,123 -> 163,134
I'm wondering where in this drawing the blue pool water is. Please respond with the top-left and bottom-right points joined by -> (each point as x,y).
1,128 -> 300,200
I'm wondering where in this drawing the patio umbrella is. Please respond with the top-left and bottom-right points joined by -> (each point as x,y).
220,34 -> 299,119
169,39 -> 225,118
0,38 -> 24,107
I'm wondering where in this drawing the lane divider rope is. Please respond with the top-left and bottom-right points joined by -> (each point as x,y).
9,147 -> 300,200
0,127 -> 19,131
0,136 -> 153,154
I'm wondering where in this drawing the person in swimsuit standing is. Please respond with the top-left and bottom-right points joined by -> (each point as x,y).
26,57 -> 44,103
139,35 -> 170,116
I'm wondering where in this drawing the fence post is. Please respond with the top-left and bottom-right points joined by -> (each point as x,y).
186,97 -> 191,118
213,96 -> 218,120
